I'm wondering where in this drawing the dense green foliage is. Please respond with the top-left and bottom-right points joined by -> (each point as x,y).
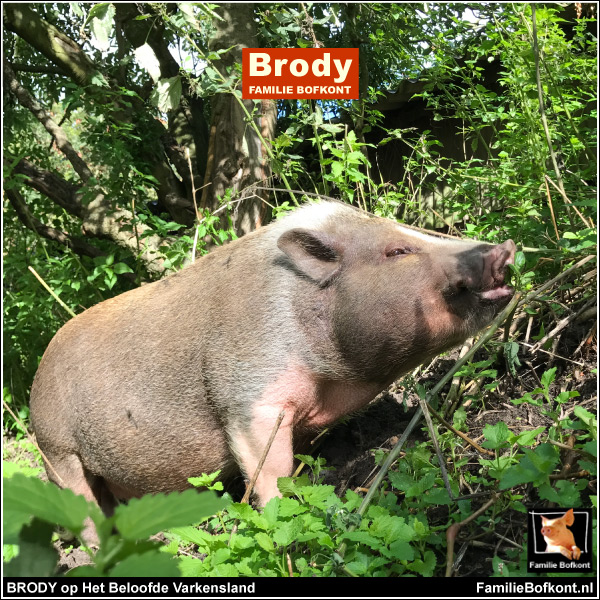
3,2 -> 597,577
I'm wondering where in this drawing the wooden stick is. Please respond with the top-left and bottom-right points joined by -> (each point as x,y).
28,266 -> 76,318
240,409 -> 286,504
3,398 -> 66,487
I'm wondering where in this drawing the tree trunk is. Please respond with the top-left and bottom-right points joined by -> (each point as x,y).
201,3 -> 276,236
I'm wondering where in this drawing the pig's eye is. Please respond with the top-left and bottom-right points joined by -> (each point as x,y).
386,247 -> 413,257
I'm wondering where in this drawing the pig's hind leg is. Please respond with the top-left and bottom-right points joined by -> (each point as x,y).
43,453 -> 117,546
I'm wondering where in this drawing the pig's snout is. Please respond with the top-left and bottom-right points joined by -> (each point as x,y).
451,240 -> 516,302
479,239 -> 516,302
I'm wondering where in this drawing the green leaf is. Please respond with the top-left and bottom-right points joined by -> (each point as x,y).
540,367 -> 557,393
370,515 -> 415,545
405,472 -> 436,498
3,473 -> 94,537
112,262 -> 134,275
388,539 -> 415,561
109,550 -> 180,577
538,480 -> 581,506
278,497 -> 309,517
341,531 -> 384,549
499,444 -> 559,489
255,532 -> 275,553
514,251 -> 526,269
504,341 -> 521,377
114,489 -> 229,540
573,406 -> 597,438
300,484 -> 336,507
177,556 -> 205,576
407,549 -> 436,576
514,426 -> 546,447
3,519 -> 58,576
150,76 -> 183,112
482,421 -> 511,450
167,526 -> 213,548
388,471 -> 414,492
213,563 -> 239,577
2,460 -> 43,479
582,440 -> 597,458
262,496 -> 280,528
277,473 -> 311,496
272,519 -> 302,547
134,44 -> 161,82
423,486 -> 453,505
211,547 -> 232,566
230,535 -> 254,552
226,502 -> 256,522
330,161 -> 344,179
88,3 -> 115,53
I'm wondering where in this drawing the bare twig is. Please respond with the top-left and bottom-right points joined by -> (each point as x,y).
520,342 -> 585,366
240,410 -> 286,504
28,266 -> 77,318
543,177 -> 560,242
445,494 -> 501,577
428,404 -> 494,457
529,295 -> 597,353
548,439 -> 596,462
544,174 -> 594,229
3,399 -> 65,487
530,5 -> 574,227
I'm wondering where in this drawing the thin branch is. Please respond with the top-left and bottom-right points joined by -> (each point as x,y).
10,63 -> 68,76
5,188 -> 101,259
3,60 -> 92,182
530,5 -> 574,227
6,158 -> 84,218
3,4 -> 95,85
529,295 -> 597,354
3,399 -> 66,488
28,266 -> 77,318
544,174 -> 594,229
445,494 -> 501,577
240,410 -> 286,504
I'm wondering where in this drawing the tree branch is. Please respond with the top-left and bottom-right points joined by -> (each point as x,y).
3,60 -> 93,182
6,158 -> 168,277
81,193 -> 167,277
10,63 -> 68,76
5,188 -> 102,259
3,4 -> 95,85
7,158 -> 84,218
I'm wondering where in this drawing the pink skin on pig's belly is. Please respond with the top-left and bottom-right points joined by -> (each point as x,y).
229,361 -> 381,503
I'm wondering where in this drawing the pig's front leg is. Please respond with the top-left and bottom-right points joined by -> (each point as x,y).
558,545 -> 581,560
230,408 -> 294,503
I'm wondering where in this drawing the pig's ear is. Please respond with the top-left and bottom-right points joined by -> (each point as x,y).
277,228 -> 341,284
564,509 -> 575,525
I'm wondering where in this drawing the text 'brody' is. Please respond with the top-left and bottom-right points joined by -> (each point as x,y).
242,48 -> 358,99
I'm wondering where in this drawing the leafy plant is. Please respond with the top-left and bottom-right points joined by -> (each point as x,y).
3,472 -> 229,577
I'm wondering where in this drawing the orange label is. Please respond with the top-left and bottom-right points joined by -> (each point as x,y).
242,48 -> 359,99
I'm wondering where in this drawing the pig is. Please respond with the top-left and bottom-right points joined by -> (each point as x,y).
540,509 -> 581,560
30,201 -> 515,542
